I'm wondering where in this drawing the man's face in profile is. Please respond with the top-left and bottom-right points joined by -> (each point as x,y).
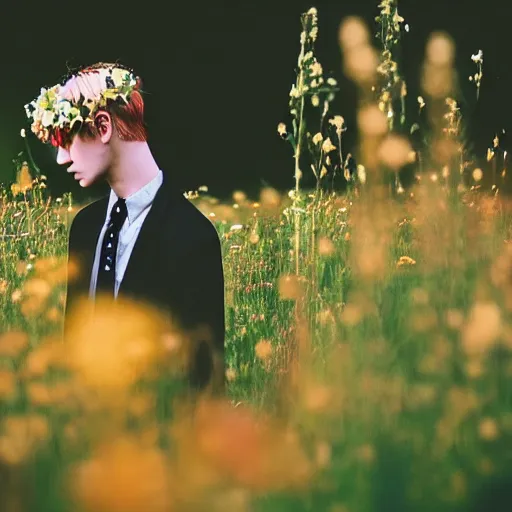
55,129 -> 112,189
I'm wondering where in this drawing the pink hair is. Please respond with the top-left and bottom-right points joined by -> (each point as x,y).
52,62 -> 147,147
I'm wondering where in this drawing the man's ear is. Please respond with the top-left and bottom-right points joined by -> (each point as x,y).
94,111 -> 113,143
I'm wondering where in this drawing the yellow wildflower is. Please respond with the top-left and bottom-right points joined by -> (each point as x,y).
321,137 -> 336,153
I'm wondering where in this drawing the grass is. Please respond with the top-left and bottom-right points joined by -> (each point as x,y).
1,2 -> 512,511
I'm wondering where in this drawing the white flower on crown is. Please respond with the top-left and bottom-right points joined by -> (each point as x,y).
25,65 -> 140,144
111,67 -> 129,88
42,110 -> 55,127
57,100 -> 72,116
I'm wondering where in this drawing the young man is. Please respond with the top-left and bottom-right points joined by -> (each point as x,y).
24,62 -> 225,392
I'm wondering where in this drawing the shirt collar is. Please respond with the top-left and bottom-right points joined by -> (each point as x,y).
106,169 -> 164,225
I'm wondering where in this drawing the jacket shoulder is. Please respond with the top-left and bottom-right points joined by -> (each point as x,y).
174,193 -> 221,247
69,197 -> 107,230
176,196 -> 219,240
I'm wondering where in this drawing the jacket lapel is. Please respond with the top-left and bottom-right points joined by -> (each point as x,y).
70,172 -> 183,302
117,171 -> 182,297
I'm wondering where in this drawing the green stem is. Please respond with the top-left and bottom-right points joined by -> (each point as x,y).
23,135 -> 42,178
294,65 -> 306,277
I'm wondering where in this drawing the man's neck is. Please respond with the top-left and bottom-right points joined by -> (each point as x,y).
106,142 -> 161,198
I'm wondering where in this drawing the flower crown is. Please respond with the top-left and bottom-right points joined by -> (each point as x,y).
24,64 -> 141,147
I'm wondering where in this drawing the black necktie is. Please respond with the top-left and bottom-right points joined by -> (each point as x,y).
96,197 -> 128,297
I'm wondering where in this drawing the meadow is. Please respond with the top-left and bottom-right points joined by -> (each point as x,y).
1,2 -> 512,511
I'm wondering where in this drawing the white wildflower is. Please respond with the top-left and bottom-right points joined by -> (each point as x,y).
357,164 -> 367,184
329,116 -> 345,132
310,62 -> 323,77
322,137 -> 336,153
471,50 -> 483,64
312,133 -> 323,145
289,84 -> 300,98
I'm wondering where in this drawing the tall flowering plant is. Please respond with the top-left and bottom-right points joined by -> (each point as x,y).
374,0 -> 407,131
277,7 -> 342,198
276,7 -> 344,277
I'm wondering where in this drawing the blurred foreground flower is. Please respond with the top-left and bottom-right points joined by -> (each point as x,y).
0,331 -> 29,358
278,274 -> 304,300
259,187 -> 282,210
70,435 -> 173,512
63,296 -> 186,396
171,399 -> 311,494
255,339 -> 273,360
378,135 -> 414,170
461,301 -> 502,356
397,255 -> 417,268
0,415 -> 50,465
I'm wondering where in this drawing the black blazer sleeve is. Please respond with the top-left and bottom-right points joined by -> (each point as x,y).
178,230 -> 226,393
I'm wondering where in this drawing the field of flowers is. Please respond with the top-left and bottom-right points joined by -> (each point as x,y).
1,2 -> 512,511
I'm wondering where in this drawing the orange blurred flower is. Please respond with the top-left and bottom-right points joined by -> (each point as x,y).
397,255 -> 417,268
173,400 -> 311,493
22,337 -> 62,377
278,275 -> 304,300
255,339 -> 273,360
318,236 -> 335,256
64,296 -> 171,394
0,370 -> 16,400
302,383 -> 333,413
478,417 -> 499,441
0,415 -> 50,465
26,382 -> 53,406
70,435 -> 172,512
0,331 -> 29,358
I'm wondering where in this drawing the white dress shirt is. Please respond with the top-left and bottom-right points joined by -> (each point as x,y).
89,169 -> 164,299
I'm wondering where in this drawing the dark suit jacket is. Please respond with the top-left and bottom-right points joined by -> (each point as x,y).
63,170 -> 225,392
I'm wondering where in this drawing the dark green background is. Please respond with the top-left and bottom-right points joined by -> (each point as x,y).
1,0 -> 508,201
